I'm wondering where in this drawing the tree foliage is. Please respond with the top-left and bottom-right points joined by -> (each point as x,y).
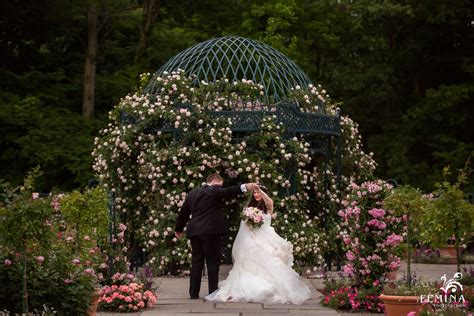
1,0 -> 472,191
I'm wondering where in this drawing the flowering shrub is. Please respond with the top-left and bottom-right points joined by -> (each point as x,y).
337,180 -> 404,287
0,170 -> 109,314
98,282 -> 157,312
92,70 -> 376,274
98,272 -> 157,312
1,248 -> 101,314
321,277 -> 384,312
323,285 -> 357,310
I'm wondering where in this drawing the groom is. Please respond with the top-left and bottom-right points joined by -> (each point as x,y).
175,173 -> 257,299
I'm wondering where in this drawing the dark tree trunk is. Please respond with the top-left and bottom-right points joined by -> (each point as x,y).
83,5 -> 98,119
136,0 -> 158,61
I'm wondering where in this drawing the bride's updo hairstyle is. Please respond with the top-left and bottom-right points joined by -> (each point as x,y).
247,184 -> 269,213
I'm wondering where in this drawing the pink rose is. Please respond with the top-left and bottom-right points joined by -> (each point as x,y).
4,259 -> 12,265
385,233 -> 403,247
32,192 -> 39,199
36,256 -> 45,263
84,268 -> 94,275
343,236 -> 351,245
343,264 -> 355,276
368,208 -> 385,218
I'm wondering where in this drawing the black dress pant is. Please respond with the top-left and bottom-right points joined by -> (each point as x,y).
189,234 -> 224,298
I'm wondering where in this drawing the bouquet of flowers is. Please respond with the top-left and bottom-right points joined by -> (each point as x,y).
241,207 -> 265,228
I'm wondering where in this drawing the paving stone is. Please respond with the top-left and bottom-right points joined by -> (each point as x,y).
157,299 -> 210,305
263,302 -> 327,310
98,313 -> 141,316
179,311 -> 240,316
288,310 -> 338,315
215,302 -> 263,309
242,310 -> 291,315
190,307 -> 244,313
141,306 -> 191,314
142,313 -> 203,316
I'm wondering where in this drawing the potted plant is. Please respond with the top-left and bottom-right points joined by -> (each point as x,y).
420,165 -> 474,272
384,186 -> 429,284
381,278 -> 437,316
381,185 -> 430,315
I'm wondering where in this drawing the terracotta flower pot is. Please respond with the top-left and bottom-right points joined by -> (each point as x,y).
87,291 -> 101,316
438,245 -> 457,264
379,294 -> 423,316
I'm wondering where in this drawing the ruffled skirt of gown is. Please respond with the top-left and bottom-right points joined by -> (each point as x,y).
205,214 -> 311,305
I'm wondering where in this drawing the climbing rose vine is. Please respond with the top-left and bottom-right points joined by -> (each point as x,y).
92,70 -> 376,275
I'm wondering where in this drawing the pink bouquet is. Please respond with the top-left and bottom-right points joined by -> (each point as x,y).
241,207 -> 265,228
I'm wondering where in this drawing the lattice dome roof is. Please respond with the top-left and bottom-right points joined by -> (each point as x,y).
145,36 -> 313,103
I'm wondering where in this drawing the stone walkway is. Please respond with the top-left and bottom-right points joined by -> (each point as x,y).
97,262 -> 473,316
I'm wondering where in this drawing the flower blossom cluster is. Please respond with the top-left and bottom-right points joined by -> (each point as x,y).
322,286 -> 384,312
98,282 -> 157,312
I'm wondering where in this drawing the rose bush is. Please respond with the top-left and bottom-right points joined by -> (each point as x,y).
321,180 -> 404,312
98,272 -> 157,312
92,70 -> 376,275
321,276 -> 385,312
337,180 -> 405,289
0,171 -> 111,314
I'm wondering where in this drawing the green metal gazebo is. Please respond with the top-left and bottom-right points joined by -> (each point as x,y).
142,36 -> 341,187
146,36 -> 313,104
119,36 -> 342,269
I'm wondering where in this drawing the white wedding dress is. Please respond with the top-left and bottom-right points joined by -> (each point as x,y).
205,213 -> 311,304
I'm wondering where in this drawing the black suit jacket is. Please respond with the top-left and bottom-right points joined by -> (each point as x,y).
175,184 -> 243,237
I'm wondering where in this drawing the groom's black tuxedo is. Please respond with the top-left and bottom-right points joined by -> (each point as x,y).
175,184 -> 244,299
175,184 -> 243,237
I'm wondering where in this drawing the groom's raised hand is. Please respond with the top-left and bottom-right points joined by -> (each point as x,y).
244,183 -> 258,191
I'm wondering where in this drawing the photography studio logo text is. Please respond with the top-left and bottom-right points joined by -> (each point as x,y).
420,272 -> 465,307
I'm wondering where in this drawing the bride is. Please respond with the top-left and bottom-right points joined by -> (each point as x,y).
205,185 -> 311,305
